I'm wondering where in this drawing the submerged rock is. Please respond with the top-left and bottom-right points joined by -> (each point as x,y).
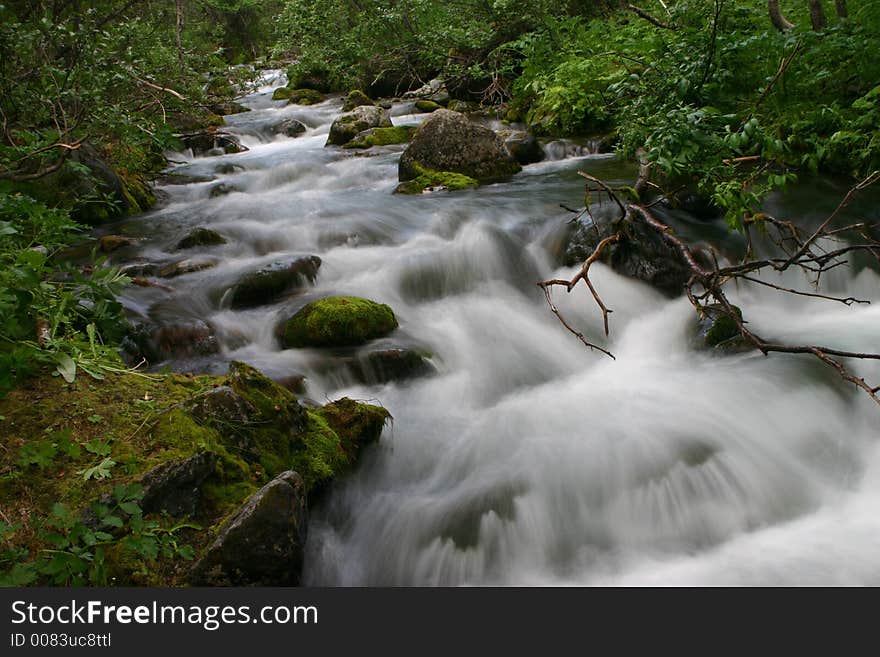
274,117 -> 307,137
341,348 -> 435,384
503,133 -> 545,165
693,304 -> 752,351
326,106 -> 392,146
398,109 -> 521,184
158,258 -> 216,278
226,255 -> 322,309
176,227 -> 227,250
209,182 -> 240,198
151,318 -> 220,358
189,470 -> 308,586
180,131 -> 245,157
273,87 -> 325,105
277,296 -> 398,348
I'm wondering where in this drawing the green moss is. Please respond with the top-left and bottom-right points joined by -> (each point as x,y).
395,163 -> 479,194
278,296 -> 399,348
272,86 -> 293,100
342,89 -> 374,111
343,125 -> 416,149
286,88 -> 325,105
414,99 -> 442,113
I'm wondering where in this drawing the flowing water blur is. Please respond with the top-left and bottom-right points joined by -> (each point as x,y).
109,73 -> 880,585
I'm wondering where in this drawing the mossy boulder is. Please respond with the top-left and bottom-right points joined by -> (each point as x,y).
503,132 -> 545,165
342,89 -> 374,111
189,470 -> 307,586
176,227 -> 227,250
286,65 -> 334,93
99,235 -> 137,253
278,296 -> 398,348
414,99 -> 442,113
326,106 -> 392,146
277,88 -> 325,105
343,125 -> 416,149
394,164 -> 478,194
225,255 -> 322,309
159,258 -> 216,278
399,109 -> 521,184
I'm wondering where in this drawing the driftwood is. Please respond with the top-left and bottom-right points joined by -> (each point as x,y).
540,167 -> 880,406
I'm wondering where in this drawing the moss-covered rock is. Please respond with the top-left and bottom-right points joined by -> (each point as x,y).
414,99 -> 443,113
399,109 -> 521,184
225,256 -> 321,309
282,88 -> 325,105
394,163 -> 479,194
326,106 -> 392,146
342,89 -> 374,111
176,227 -> 227,250
278,296 -> 398,348
0,360 -> 391,586
286,64 -> 335,93
342,125 -> 416,149
693,304 -> 752,350
99,235 -> 137,253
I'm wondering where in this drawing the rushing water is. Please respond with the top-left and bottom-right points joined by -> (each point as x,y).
105,72 -> 880,585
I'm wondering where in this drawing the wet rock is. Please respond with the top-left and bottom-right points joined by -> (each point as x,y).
273,87 -> 325,105
503,133 -> 544,165
277,296 -> 398,348
209,182 -> 240,198
209,100 -> 249,116
176,227 -> 227,250
274,118 -> 307,138
414,99 -> 443,113
563,213 -> 703,298
139,452 -> 218,517
226,255 -> 321,309
342,89 -> 374,111
159,258 -> 216,278
398,110 -> 521,184
189,470 -> 308,586
376,99 -> 394,110
343,126 -> 416,149
119,261 -> 161,278
326,105 -> 392,146
276,374 -> 307,394
158,172 -> 216,186
447,99 -> 480,113
394,171 -> 478,195
215,162 -> 245,174
152,319 -> 220,358
404,78 -> 449,105
180,131 -> 245,157
342,349 -> 435,384
99,235 -> 137,253
693,304 -> 752,351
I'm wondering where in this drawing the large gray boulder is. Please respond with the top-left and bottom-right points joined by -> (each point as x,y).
398,110 -> 521,183
189,471 -> 308,586
225,255 -> 321,309
139,452 -> 218,517
326,105 -> 391,146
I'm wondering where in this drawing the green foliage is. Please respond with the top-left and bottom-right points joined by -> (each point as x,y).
0,193 -> 131,396
0,485 -> 196,586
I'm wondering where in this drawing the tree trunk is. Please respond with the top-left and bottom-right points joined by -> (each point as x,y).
808,0 -> 828,30
175,0 -> 184,74
834,0 -> 848,19
768,0 -> 794,31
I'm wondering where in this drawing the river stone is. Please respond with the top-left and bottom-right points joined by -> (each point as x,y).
181,131 -> 245,157
414,99 -> 443,113
504,133 -> 545,165
189,470 -> 307,586
151,318 -> 219,358
209,182 -> 240,198
398,110 -> 521,183
188,385 -> 257,427
342,89 -> 374,111
277,296 -> 398,348
139,452 -> 218,517
176,227 -> 227,250
692,304 -> 752,351
275,117 -> 307,137
563,212 -> 704,298
226,255 -> 322,309
159,258 -> 216,278
99,235 -> 137,253
326,106 -> 392,146
342,349 -> 435,384
343,126 -> 416,149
